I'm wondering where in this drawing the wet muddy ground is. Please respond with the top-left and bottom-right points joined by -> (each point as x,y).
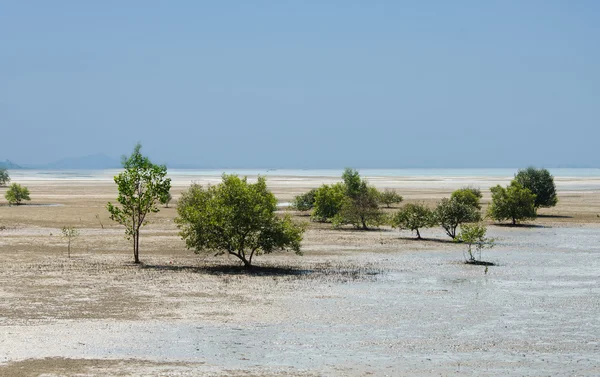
1,224 -> 599,376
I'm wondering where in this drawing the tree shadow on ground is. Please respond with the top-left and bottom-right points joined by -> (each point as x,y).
141,263 -> 313,276
398,236 -> 456,244
465,260 -> 496,266
493,223 -> 548,228
536,214 -> 573,219
335,227 -> 394,232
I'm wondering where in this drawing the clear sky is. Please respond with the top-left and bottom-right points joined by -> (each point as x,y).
1,1 -> 598,168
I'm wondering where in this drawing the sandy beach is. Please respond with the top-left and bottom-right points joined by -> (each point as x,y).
1,172 -> 599,376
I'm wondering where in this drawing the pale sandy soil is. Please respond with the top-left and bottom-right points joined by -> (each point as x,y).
0,175 -> 599,376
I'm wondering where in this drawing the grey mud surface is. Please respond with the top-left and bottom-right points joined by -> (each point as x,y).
1,226 -> 600,376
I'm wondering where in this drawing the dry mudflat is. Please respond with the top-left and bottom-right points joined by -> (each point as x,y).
0,173 -> 599,376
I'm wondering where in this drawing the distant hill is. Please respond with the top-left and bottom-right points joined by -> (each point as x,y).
42,154 -> 121,169
0,159 -> 22,169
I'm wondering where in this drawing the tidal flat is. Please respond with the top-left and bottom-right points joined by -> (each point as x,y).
0,171 -> 599,376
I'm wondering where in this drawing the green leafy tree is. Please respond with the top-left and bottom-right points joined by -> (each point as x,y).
106,143 -> 171,264
312,183 -> 346,221
0,169 -> 10,186
61,226 -> 80,258
333,186 -> 386,230
456,223 -> 495,263
436,197 -> 481,239
342,167 -> 364,198
514,167 -> 558,208
451,187 -> 482,210
160,191 -> 173,208
5,183 -> 30,205
391,203 -> 437,239
378,189 -> 403,208
292,188 -> 317,211
332,169 -> 386,230
488,182 -> 536,225
176,175 -> 305,267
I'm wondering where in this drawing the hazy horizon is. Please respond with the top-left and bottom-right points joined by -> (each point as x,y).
2,2 -> 598,168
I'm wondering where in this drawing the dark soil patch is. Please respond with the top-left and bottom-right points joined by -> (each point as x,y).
465,260 -> 496,266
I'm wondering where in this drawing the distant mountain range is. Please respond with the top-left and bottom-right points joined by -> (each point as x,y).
0,154 -> 121,169
0,160 -> 22,169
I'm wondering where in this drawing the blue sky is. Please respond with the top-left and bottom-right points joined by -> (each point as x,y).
1,1 -> 598,168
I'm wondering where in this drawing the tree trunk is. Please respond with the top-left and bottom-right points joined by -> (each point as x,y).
240,254 -> 251,268
416,229 -> 421,239
133,230 -> 140,264
512,217 -> 516,225
361,216 -> 368,230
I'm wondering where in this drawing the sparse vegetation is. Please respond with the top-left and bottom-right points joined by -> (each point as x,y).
5,183 -> 30,205
436,197 -> 481,239
176,175 -> 305,268
488,182 -> 537,225
106,143 -> 171,264
514,167 -> 558,209
292,188 -> 317,211
160,191 -> 173,208
391,203 -> 437,239
312,168 -> 386,230
456,222 -> 495,264
333,186 -> 386,230
0,169 -> 10,186
332,169 -> 386,230
451,187 -> 482,210
312,183 -> 346,222
61,226 -> 80,258
378,189 -> 403,208
95,213 -> 104,229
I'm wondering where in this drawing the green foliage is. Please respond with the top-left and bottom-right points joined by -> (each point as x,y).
333,186 -> 386,230
61,226 -> 80,258
436,197 -> 481,239
312,183 -> 346,221
106,143 -> 171,263
313,168 -> 386,229
292,188 -> 317,211
378,189 -> 403,208
175,175 -> 305,267
488,182 -> 536,225
456,223 -> 495,262
0,169 -> 10,186
160,191 -> 173,208
5,183 -> 30,205
451,187 -> 482,210
514,167 -> 558,208
342,167 -> 364,198
391,203 -> 437,239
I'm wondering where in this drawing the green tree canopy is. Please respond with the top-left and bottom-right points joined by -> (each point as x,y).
488,181 -> 537,225
0,169 -> 10,186
378,189 -> 403,208
391,203 -> 437,239
312,168 -> 386,229
106,143 -> 171,264
5,183 -> 30,205
342,167 -> 365,198
292,188 -> 317,211
333,186 -> 386,230
451,187 -> 482,210
312,183 -> 346,221
436,197 -> 481,239
514,167 -> 558,208
176,175 -> 305,267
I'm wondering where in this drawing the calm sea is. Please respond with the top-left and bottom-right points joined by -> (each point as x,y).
7,168 -> 600,181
